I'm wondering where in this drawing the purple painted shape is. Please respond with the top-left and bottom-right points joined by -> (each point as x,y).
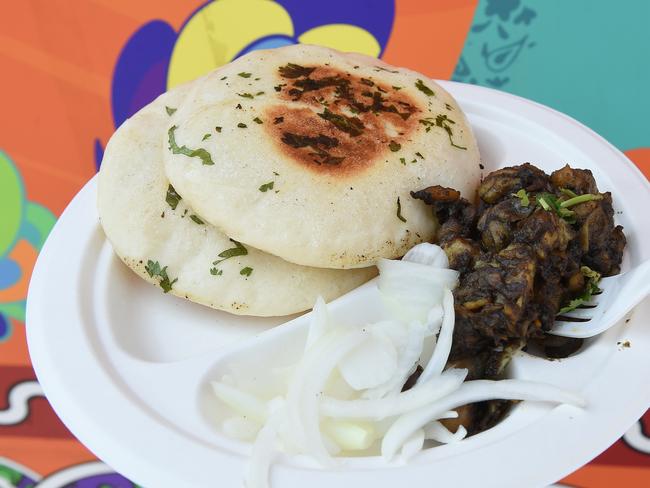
63,472 -> 136,488
276,0 -> 395,55
93,138 -> 104,171
0,313 -> 9,341
17,475 -> 37,488
127,60 -> 168,126
111,20 -> 177,128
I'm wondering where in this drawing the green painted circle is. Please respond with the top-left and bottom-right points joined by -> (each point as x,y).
0,151 -> 24,256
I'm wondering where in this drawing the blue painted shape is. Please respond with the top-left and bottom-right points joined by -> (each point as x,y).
276,0 -> 395,55
0,258 -> 20,289
111,20 -> 177,128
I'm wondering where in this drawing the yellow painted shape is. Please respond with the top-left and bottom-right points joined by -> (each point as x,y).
167,0 -> 294,88
298,24 -> 381,57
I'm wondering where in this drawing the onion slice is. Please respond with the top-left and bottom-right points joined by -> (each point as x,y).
382,379 -> 586,460
424,421 -> 467,444
321,368 -> 467,419
417,288 -> 455,384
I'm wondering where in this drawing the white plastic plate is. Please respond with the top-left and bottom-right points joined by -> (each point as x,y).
27,82 -> 650,488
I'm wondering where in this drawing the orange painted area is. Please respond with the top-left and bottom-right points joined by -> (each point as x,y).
0,436 -> 96,476
0,319 -> 31,366
0,1 -> 196,217
562,464 -> 650,488
383,0 -> 478,79
0,241 -> 37,303
624,148 -> 650,180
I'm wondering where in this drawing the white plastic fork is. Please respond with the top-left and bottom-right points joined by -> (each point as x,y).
550,258 -> 650,338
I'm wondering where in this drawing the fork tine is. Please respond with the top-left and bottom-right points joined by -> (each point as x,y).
555,315 -> 591,323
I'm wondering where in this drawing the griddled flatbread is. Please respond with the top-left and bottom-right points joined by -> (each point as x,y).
162,44 -> 481,269
97,82 -> 376,316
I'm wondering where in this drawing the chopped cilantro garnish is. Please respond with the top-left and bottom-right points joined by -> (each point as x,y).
253,117 -> 263,124
392,86 -> 402,91
202,133 -> 212,141
419,115 -> 466,150
240,267 -> 253,277
558,266 -> 601,314
559,193 -> 603,208
190,214 -> 205,225
512,188 -> 530,207
144,260 -> 161,277
396,197 -> 407,222
165,106 -> 177,116
210,268 -> 223,276
273,171 -> 279,176
278,63 -> 315,78
238,72 -> 252,78
238,93 -> 254,99
255,91 -> 265,96
318,108 -> 364,136
259,181 -> 275,192
144,260 -> 177,293
165,184 -> 182,210
560,188 -> 578,199
274,83 -> 286,92
220,76 -> 227,80
400,157 -> 406,165
389,141 -> 401,152
415,152 -> 424,159
415,79 -> 435,96
536,193 -> 576,222
213,239 -> 248,265
374,66 -> 399,73
168,125 -> 214,165
237,123 -> 247,128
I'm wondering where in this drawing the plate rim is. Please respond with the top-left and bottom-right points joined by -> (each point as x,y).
27,80 -> 650,488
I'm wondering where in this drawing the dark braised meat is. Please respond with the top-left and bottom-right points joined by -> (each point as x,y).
411,163 -> 626,434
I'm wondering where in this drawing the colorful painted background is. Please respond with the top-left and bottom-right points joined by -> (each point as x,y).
1,1 -> 649,486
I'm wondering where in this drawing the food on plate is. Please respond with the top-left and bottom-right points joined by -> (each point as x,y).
162,44 -> 481,269
97,82 -> 376,316
210,244 -> 585,487
411,162 -> 625,430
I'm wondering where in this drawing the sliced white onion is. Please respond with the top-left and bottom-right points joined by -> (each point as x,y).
377,258 -> 459,323
403,243 -> 449,268
425,304 -> 444,336
223,416 -> 261,441
322,420 -> 377,451
211,381 -> 267,423
245,405 -> 283,488
381,379 -> 586,460
362,321 -> 426,399
321,368 -> 467,419
285,328 -> 367,465
424,421 -> 467,444
338,332 -> 398,390
305,296 -> 329,350
400,428 -> 425,461
417,288 -> 455,384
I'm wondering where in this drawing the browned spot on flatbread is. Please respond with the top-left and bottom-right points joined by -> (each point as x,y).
264,64 -> 422,176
